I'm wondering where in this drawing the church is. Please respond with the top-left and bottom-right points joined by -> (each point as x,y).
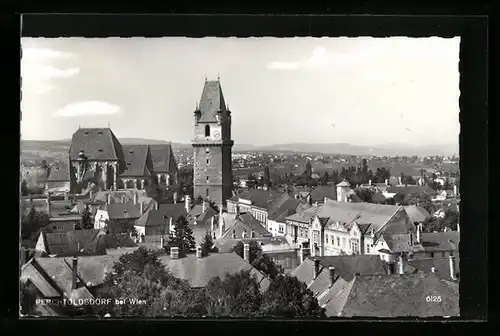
47,78 -> 234,208
192,78 -> 234,208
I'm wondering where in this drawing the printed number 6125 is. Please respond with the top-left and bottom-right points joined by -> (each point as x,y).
425,295 -> 442,302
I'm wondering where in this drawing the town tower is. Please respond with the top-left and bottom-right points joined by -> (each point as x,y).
192,79 -> 233,207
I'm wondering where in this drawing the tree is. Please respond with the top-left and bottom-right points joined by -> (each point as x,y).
200,230 -> 219,257
201,270 -> 263,317
260,275 -> 326,318
263,165 -> 271,187
164,215 -> 196,257
355,188 -> 374,203
305,160 -> 312,178
20,279 -> 38,316
21,179 -> 29,196
21,206 -> 50,241
402,175 -> 417,185
95,247 -> 196,317
175,167 -> 194,199
373,167 -> 391,183
79,204 -> 93,230
422,209 -> 459,233
393,193 -> 406,205
319,171 -> 329,186
230,241 -> 283,279
194,195 -> 204,205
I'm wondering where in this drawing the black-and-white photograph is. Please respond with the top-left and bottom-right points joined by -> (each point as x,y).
20,36 -> 460,318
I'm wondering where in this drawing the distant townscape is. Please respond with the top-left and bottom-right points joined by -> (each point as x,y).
20,79 -> 459,318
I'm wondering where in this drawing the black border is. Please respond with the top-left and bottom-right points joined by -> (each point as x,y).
8,11 -> 490,332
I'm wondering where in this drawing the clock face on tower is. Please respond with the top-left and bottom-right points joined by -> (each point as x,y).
212,130 -> 220,140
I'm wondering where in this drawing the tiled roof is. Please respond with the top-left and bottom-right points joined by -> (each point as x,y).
234,189 -> 284,209
197,80 -> 227,123
386,185 -> 435,195
120,145 -> 151,177
46,164 -> 71,182
310,186 -> 338,202
267,194 -> 302,221
419,231 -> 460,252
221,213 -> 271,239
135,204 -> 187,227
149,143 -> 177,174
159,252 -> 270,290
371,192 -> 387,203
106,203 -> 142,220
339,274 -> 459,317
407,256 -> 460,281
292,255 -> 389,284
404,206 -> 431,223
285,205 -> 320,223
69,128 -> 125,165
215,236 -> 291,253
32,255 -> 119,288
336,180 -> 351,187
41,229 -> 103,256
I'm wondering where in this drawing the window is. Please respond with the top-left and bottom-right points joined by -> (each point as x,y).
326,235 -> 329,244
366,245 -> 370,253
251,230 -> 255,238
271,257 -> 278,264
441,252 -> 446,257
206,189 -> 209,198
205,147 -> 210,153
206,159 -> 210,165
430,252 -> 435,258
352,240 -> 360,254
285,257 -> 292,268
242,230 -> 247,238
279,225 -> 284,234
206,176 -> 209,183
232,230 -> 236,239
205,125 -> 211,137
337,237 -> 340,246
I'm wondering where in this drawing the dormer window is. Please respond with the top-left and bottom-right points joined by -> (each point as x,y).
84,131 -> 89,135
205,125 -> 211,137
97,131 -> 103,135
127,162 -> 131,166
232,230 -> 236,239
98,148 -> 103,152
251,229 -> 255,238
205,147 -> 210,154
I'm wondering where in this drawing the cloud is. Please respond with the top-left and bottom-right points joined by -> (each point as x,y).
21,47 -> 80,95
267,46 -> 329,71
54,101 -> 122,117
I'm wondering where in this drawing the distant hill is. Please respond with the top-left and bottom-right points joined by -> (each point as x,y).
21,139 -> 458,157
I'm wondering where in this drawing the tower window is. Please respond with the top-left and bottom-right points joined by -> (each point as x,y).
206,189 -> 210,198
206,159 -> 210,165
205,147 -> 210,153
205,125 -> 211,137
206,176 -> 209,183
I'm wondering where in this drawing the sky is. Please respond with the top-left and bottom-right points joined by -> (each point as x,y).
21,37 -> 460,146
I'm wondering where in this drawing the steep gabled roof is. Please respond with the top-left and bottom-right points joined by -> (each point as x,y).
120,145 -> 151,177
105,203 -> 142,220
135,204 -> 187,227
221,213 -> 271,239
339,274 -> 459,317
310,186 -> 338,202
149,143 -> 177,174
40,229 -> 104,256
233,189 -> 284,209
198,80 -> 227,123
159,252 -> 269,290
419,231 -> 460,252
69,128 -> 125,164
404,205 -> 431,223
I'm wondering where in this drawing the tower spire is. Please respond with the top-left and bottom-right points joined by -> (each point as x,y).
217,73 -> 220,81
205,75 -> 207,82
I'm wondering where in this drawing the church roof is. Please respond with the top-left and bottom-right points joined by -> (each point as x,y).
198,80 -> 227,123
69,128 -> 125,164
149,143 -> 177,174
120,145 -> 151,177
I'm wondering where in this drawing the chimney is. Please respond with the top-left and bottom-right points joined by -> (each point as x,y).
236,204 -> 240,216
294,194 -> 299,200
431,267 -> 436,273
173,192 -> 177,204
89,189 -> 93,199
47,192 -> 52,216
154,201 -> 158,210
314,202 -> 318,207
185,196 -> 191,213
306,195 -> 311,205
328,266 -> 336,286
211,216 -> 215,232
107,193 -> 112,204
449,256 -> 456,280
139,202 -> 144,214
385,179 -> 389,186
457,222 -> 460,232
324,196 -> 328,204
219,214 -> 224,238
72,256 -> 78,290
416,223 -> 421,243
133,192 -> 138,205
243,243 -> 250,262
398,254 -> 404,275
202,201 -> 206,213
453,185 -> 458,196
170,247 -> 179,259
313,259 -> 320,279
398,176 -> 402,185
196,245 -> 203,258
160,236 -> 164,248
369,180 -> 372,186
64,192 -> 69,201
